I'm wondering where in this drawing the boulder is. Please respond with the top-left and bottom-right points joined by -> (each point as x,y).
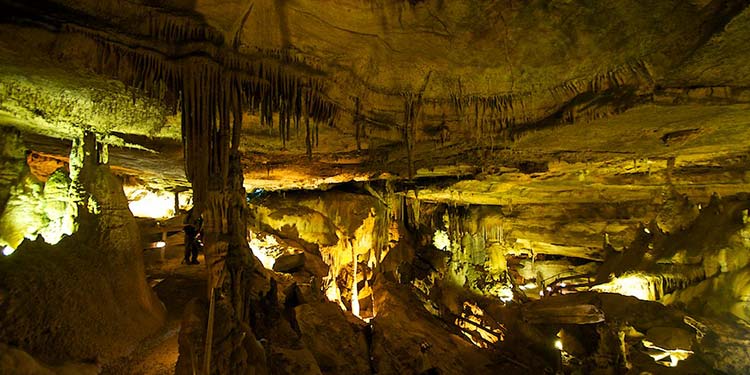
176,298 -> 268,375
644,327 -> 694,351
268,345 -> 322,375
0,164 -> 166,364
294,302 -> 370,374
0,343 -> 99,375
370,279 -> 527,374
273,252 -> 306,273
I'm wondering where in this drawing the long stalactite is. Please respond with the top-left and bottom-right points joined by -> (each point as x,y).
47,13 -> 341,373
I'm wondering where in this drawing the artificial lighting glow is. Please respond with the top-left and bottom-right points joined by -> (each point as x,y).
351,249 -> 360,318
489,284 -> 514,303
560,282 -> 567,288
155,241 -> 166,248
546,286 -> 552,292
644,227 -> 651,234
520,282 -> 537,290
324,281 -> 346,309
591,273 -> 657,300
539,290 -> 545,297
456,301 -> 505,347
554,339 -> 563,351
124,188 -> 189,219
39,199 -> 77,245
642,339 -> 693,367
2,245 -> 15,256
248,233 -> 283,269
432,229 -> 451,251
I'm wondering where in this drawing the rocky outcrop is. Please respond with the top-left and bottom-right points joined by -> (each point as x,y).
3,0 -> 750,187
0,172 -> 46,250
2,1 -> 750,374
370,278 -> 538,374
0,135 -> 165,366
0,343 -> 99,375
595,194 -> 750,308
295,302 -> 370,374
241,182 -> 750,373
175,298 -> 268,375
518,292 -> 720,373
0,127 -> 26,214
249,190 -> 394,317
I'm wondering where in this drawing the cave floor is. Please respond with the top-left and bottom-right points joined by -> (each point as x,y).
101,248 -> 207,375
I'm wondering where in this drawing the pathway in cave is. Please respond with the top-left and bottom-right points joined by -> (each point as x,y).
101,250 -> 206,375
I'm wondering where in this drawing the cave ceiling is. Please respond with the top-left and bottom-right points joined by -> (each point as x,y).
1,0 -> 750,194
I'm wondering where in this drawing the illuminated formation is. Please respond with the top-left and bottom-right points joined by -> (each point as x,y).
2,1 -> 750,374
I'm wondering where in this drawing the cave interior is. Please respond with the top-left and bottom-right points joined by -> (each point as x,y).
2,0 -> 750,374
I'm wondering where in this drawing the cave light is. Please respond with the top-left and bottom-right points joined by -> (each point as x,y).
433,229 -> 451,251
155,241 -> 166,248
554,339 -> 563,351
492,285 -> 514,303
325,283 -> 339,302
351,245 -> 360,318
456,301 -> 504,348
1,199 -> 74,251
2,245 -> 15,256
642,339 -> 693,367
125,188 -> 179,219
40,220 -> 75,245
324,281 -> 347,310
591,274 -> 656,300
248,232 -> 282,269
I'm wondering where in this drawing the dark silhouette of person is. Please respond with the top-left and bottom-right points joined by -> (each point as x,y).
183,209 -> 203,265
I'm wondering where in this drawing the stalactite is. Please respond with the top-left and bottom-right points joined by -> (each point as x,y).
304,93 -> 312,160
279,102 -> 286,148
424,60 -> 656,141
354,96 -> 362,152
402,92 -> 423,180
285,102 -> 291,143
351,241 -> 360,318
294,90 -> 301,138
315,120 -> 319,147
55,32 -> 342,373
403,99 -> 412,179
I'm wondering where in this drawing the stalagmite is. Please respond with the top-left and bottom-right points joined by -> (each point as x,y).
6,2 -> 750,374
351,239 -> 360,318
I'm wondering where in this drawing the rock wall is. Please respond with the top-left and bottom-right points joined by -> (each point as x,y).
0,136 -> 165,365
597,193 -> 750,321
0,127 -> 26,219
248,189 -> 396,316
232,182 -> 750,373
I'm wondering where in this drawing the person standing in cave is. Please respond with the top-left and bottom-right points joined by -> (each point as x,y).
183,208 -> 203,265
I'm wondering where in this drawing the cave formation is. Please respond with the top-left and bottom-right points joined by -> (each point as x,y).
2,0 -> 750,374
